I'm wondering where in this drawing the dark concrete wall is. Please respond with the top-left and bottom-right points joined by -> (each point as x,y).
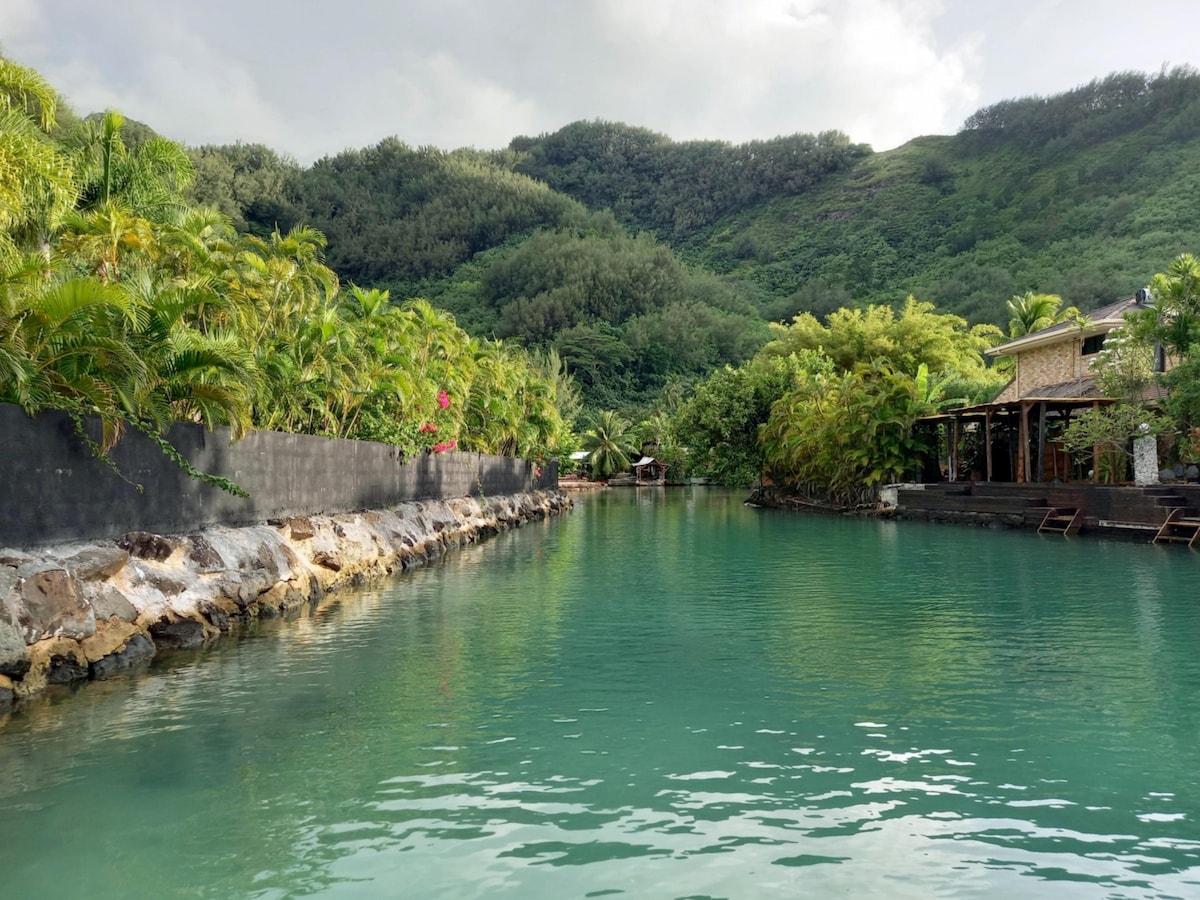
0,404 -> 558,546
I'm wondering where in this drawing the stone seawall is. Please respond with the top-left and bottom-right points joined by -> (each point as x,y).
0,490 -> 571,710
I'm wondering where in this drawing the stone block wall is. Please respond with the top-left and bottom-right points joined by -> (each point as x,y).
1017,340 -> 1086,394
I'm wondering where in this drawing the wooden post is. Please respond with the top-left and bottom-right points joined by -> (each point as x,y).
950,416 -> 960,482
1035,401 -> 1047,484
1019,401 -> 1031,483
1092,400 -> 1100,483
985,409 -> 994,482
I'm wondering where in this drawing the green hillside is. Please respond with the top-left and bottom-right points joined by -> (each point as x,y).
508,69 -> 1200,327
189,67 -> 1200,409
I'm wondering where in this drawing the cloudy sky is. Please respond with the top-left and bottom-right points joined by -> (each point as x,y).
2,0 -> 1198,162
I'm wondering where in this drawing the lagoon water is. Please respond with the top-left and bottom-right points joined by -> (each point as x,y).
3,488 -> 1200,897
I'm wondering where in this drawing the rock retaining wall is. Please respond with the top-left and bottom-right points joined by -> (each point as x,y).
0,490 -> 571,710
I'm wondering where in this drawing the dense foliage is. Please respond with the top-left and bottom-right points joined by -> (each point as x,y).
25,55 -> 1190,494
507,121 -> 869,240
0,58 -> 575,492
669,300 -> 1006,493
183,66 -> 1200,430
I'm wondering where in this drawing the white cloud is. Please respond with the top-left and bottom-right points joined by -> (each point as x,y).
592,0 -> 980,148
1,0 -> 1198,161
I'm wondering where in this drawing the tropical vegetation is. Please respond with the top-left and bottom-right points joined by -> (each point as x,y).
8,51 -> 1200,499
0,57 -> 575,493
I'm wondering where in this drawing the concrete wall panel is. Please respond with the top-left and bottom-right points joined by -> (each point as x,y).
0,404 -> 557,546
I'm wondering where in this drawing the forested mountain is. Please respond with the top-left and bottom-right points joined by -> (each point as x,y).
506,122 -> 868,240
190,139 -> 781,407
677,68 -> 1200,324
188,66 -> 1200,409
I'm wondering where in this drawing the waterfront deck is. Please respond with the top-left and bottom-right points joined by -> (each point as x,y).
894,482 -> 1200,541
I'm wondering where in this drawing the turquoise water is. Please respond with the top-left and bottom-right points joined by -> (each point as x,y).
2,488 -> 1200,898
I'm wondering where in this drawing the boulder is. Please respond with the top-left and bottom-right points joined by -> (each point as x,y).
63,546 -> 129,581
144,571 -> 186,597
0,565 -> 17,617
0,617 -> 30,679
197,600 -> 231,632
90,633 -> 155,680
148,615 -> 209,650
45,651 -> 89,685
0,549 -> 34,568
312,551 -> 342,572
85,583 -> 138,622
287,517 -> 315,540
14,561 -> 95,642
186,535 -> 226,573
116,531 -> 174,562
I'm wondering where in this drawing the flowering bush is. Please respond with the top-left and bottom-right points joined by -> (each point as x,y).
357,389 -> 460,455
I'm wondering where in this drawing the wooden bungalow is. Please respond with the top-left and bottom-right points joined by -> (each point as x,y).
897,293 -> 1200,539
918,294 -> 1154,484
633,456 -> 668,484
568,450 -> 592,478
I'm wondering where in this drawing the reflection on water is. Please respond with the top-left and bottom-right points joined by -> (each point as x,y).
2,488 -> 1200,898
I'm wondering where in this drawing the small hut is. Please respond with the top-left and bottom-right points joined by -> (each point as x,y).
568,450 -> 592,478
633,456 -> 668,484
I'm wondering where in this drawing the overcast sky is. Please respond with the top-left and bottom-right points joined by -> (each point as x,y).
2,1 -> 1198,163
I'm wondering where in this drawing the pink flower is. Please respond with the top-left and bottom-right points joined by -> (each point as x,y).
437,390 -> 450,409
419,422 -> 437,434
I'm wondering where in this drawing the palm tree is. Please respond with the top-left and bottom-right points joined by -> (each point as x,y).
1006,291 -> 1063,338
0,276 -> 148,449
72,110 -> 194,220
1142,253 -> 1200,361
58,200 -> 155,282
0,58 -> 78,265
582,410 -> 634,481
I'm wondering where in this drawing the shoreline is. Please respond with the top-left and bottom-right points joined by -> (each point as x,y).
0,490 -> 571,712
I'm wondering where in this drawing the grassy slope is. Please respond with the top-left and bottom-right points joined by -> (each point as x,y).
677,126 -> 1200,326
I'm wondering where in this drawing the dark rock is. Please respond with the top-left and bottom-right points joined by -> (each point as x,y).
63,546 -> 129,581
15,562 -> 94,641
312,552 -> 342,572
238,570 -> 273,602
45,653 -> 89,685
287,517 -> 315,540
90,634 -> 155,679
0,684 -> 13,710
0,618 -> 30,678
148,617 -> 206,650
85,584 -> 138,622
198,601 -> 231,632
145,572 -> 186,596
186,535 -> 226,573
116,532 -> 174,561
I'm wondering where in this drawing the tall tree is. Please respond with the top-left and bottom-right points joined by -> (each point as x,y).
581,410 -> 634,480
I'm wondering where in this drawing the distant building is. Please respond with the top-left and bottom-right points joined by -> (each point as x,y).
633,456 -> 668,484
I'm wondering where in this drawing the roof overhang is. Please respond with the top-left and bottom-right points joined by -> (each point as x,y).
917,395 -> 1117,423
986,319 -> 1123,357
986,296 -> 1147,357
